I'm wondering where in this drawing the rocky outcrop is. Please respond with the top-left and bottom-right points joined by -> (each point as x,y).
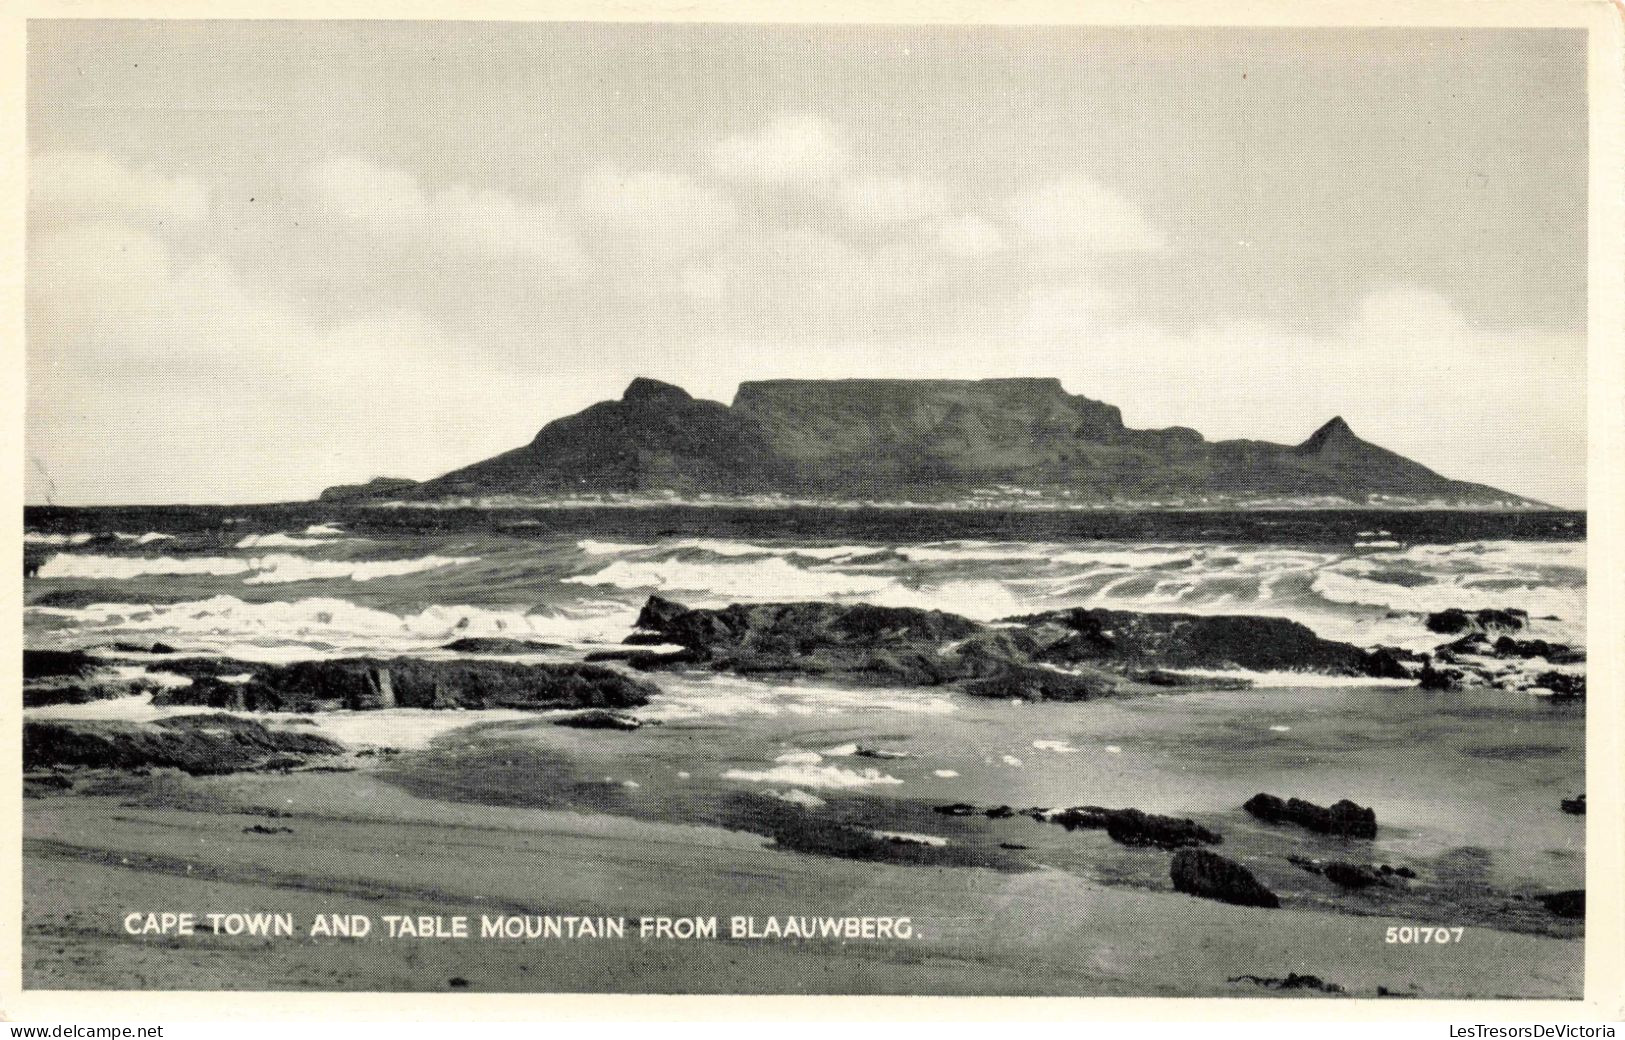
1540,890 -> 1584,918
1561,794 -> 1586,815
23,714 -> 344,775
321,377 -> 1533,507
1048,806 -> 1223,849
552,709 -> 641,731
1170,849 -> 1280,908
318,476 -> 419,502
1243,793 -> 1378,839
1424,608 -> 1528,637
625,595 -> 1413,696
1322,862 -> 1388,889
23,649 -> 166,707
441,637 -> 565,654
1007,606 -> 1397,677
149,658 -> 657,713
1229,973 -> 1343,994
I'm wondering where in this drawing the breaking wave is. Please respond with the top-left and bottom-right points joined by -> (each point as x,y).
27,594 -> 639,657
34,552 -> 476,586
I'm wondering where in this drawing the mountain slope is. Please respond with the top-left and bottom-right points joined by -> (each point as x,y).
329,377 -> 1538,507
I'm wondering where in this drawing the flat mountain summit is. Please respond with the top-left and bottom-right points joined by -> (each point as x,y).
320,377 -> 1535,508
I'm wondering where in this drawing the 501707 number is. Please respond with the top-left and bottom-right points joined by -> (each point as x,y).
1385,926 -> 1464,944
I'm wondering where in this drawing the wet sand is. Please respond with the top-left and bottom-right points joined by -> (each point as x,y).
24,676 -> 1584,996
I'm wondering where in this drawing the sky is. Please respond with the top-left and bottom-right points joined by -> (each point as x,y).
26,22 -> 1589,507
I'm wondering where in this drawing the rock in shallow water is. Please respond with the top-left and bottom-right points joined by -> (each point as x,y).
23,714 -> 344,775
149,658 -> 657,713
1243,793 -> 1378,839
1171,849 -> 1280,908
1049,806 -> 1223,849
625,595 -> 1405,696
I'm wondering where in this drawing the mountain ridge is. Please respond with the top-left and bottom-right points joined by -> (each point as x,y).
319,377 -> 1540,508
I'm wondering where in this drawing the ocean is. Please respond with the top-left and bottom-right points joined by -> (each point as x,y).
22,505 -> 1589,993
22,505 -> 1587,661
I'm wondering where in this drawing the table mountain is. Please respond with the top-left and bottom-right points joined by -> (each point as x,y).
322,377 -> 1536,507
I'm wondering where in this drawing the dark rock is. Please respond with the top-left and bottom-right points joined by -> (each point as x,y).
1048,805 -> 1221,848
1493,636 -> 1586,664
932,803 -> 980,817
1229,973 -> 1343,993
1424,608 -> 1527,636
1129,669 -> 1255,690
1322,862 -> 1387,889
1540,890 -> 1585,918
1363,647 -> 1421,679
23,714 -> 345,775
984,805 -> 1015,819
998,842 -> 1029,850
1561,794 -> 1586,815
150,657 -> 657,713
622,631 -> 674,646
552,709 -> 641,731
1010,607 -> 1373,675
629,596 -> 1392,696
23,649 -> 97,680
1418,662 -> 1465,691
1171,849 -> 1280,908
243,824 -> 294,835
447,977 -> 470,990
1533,672 -> 1585,698
852,746 -> 910,760
1287,854 -> 1324,875
960,663 -> 1125,702
1243,793 -> 1377,838
440,637 -> 563,654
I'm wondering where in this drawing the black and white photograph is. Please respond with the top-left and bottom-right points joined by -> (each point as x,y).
13,11 -> 1618,1012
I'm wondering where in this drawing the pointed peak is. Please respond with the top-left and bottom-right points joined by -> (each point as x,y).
622,377 -> 692,405
1297,416 -> 1364,454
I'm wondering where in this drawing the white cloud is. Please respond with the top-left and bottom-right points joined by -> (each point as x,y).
709,113 -> 851,184
579,167 -> 738,259
29,150 -> 210,229
304,156 -> 581,266
837,174 -> 950,225
937,213 -> 1005,258
1007,176 -> 1167,253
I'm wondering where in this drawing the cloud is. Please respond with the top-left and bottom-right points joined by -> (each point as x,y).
837,174 -> 950,225
303,156 -> 581,266
579,167 -> 738,259
29,149 -> 209,229
937,213 -> 1005,258
709,113 -> 851,184
1007,176 -> 1167,253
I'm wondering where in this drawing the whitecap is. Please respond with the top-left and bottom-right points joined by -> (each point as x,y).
872,830 -> 946,847
563,556 -> 896,600
114,532 -> 175,545
1032,739 -> 1079,754
766,788 -> 827,809
932,769 -> 960,778
235,533 -> 335,548
37,554 -> 252,580
241,554 -> 478,585
722,763 -> 904,789
25,532 -> 94,546
1269,725 -> 1291,733
1001,755 -> 1024,767
578,539 -> 655,555
774,750 -> 824,765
